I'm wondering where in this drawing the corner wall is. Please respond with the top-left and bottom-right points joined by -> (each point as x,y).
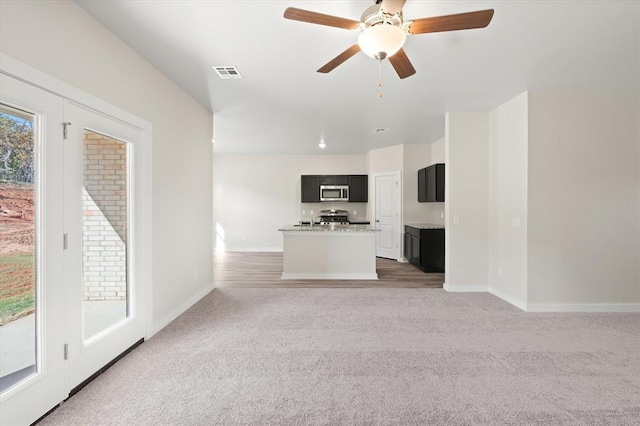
445,113 -> 490,291
487,93 -> 529,308
0,0 -> 214,334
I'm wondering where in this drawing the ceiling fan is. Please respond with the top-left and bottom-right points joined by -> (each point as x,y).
284,0 -> 494,79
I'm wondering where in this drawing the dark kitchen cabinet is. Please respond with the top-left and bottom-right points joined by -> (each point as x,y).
418,163 -> 445,202
404,225 -> 445,272
301,175 -> 320,202
417,168 -> 427,202
348,175 -> 368,202
302,174 -> 368,203
320,175 -> 348,185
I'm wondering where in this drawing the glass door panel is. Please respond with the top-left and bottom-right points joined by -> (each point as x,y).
81,130 -> 129,341
0,105 -> 37,393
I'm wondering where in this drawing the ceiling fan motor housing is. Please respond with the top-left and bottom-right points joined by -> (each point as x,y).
361,4 -> 404,27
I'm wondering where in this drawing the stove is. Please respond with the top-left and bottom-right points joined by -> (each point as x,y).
318,209 -> 349,225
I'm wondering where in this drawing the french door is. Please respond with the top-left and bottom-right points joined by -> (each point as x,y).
0,74 -> 145,425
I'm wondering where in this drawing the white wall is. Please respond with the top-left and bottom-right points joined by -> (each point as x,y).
527,90 -> 640,308
213,154 -> 366,251
488,93 -> 529,308
431,138 -> 445,164
445,112 -> 490,291
0,0 -> 214,333
367,144 -> 404,172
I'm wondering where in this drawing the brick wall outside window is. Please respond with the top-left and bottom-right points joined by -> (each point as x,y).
82,132 -> 128,301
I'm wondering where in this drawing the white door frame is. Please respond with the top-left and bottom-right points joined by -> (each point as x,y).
373,171 -> 402,261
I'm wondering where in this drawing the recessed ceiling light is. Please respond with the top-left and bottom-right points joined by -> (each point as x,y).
213,66 -> 243,79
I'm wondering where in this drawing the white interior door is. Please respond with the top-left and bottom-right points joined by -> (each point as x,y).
63,101 -> 145,391
374,171 -> 401,260
0,74 -> 66,426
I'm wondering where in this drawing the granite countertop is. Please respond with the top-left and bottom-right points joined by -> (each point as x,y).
404,223 -> 445,230
279,224 -> 380,232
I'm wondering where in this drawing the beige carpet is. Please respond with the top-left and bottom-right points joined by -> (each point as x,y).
40,288 -> 640,425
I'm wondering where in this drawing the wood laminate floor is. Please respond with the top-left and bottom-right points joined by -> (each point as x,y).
214,252 -> 444,288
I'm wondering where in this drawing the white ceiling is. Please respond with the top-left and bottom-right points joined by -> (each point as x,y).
76,0 -> 639,155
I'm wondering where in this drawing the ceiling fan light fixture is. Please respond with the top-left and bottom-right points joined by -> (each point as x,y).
357,24 -> 406,59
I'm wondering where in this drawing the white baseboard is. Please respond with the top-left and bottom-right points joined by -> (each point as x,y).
443,282 -> 488,292
148,282 -> 215,338
281,273 -> 378,280
489,287 -> 527,311
526,303 -> 640,313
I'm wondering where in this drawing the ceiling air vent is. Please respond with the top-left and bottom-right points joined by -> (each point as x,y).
213,66 -> 243,79
374,128 -> 389,134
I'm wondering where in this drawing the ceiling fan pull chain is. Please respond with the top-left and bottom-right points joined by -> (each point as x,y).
378,59 -> 383,99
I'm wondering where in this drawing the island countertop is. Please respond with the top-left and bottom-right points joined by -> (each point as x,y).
278,224 -> 380,232
279,224 -> 378,279
404,223 -> 445,230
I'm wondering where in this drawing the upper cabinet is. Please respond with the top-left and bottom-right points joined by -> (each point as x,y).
301,174 -> 368,203
348,175 -> 368,202
301,175 -> 320,202
418,168 -> 427,202
418,163 -> 445,202
319,175 -> 348,185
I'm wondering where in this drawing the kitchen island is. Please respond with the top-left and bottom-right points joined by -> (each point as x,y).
278,224 -> 380,280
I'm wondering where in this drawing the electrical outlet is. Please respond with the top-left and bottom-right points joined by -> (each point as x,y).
302,210 -> 306,216
193,269 -> 199,281
497,267 -> 503,277
511,217 -> 521,227
440,212 -> 444,219
453,216 -> 460,225
310,210 -> 314,215
353,210 -> 357,215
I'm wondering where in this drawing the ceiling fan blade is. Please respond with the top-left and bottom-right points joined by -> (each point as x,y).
284,7 -> 360,30
408,9 -> 494,34
388,48 -> 416,79
380,0 -> 407,15
317,45 -> 361,73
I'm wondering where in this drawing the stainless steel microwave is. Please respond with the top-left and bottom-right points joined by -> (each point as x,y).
320,185 -> 349,201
